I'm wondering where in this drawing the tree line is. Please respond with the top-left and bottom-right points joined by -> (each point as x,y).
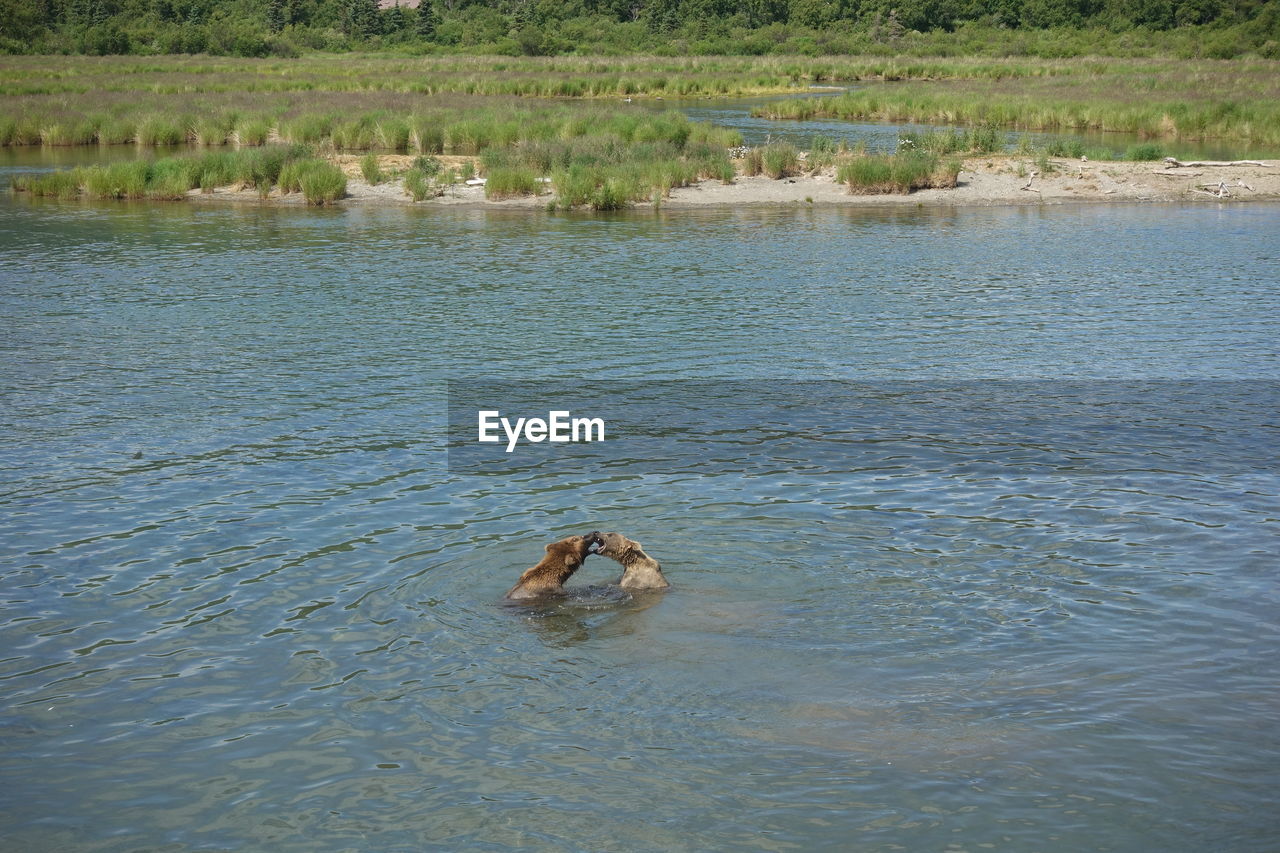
2,0 -> 1276,56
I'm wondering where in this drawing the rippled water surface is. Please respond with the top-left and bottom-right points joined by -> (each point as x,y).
2,191 -> 1279,852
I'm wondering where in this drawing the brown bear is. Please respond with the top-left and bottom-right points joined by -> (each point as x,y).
504,533 -> 601,600
593,531 -> 669,590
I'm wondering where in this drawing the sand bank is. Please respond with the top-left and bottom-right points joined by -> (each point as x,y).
188,155 -> 1280,210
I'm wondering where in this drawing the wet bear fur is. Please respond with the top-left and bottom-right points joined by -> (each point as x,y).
595,531 -> 669,590
505,534 -> 597,600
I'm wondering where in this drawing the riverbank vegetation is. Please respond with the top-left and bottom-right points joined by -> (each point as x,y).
752,58 -> 1280,145
9,105 -> 746,208
837,151 -> 963,192
3,53 -> 1276,152
11,145 -> 347,203
6,124 -> 1079,208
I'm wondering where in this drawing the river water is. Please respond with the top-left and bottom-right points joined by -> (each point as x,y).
1,170 -> 1279,851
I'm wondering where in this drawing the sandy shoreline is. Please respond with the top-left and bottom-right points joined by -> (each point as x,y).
188,155 -> 1280,210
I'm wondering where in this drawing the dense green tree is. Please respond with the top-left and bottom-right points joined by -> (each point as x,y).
415,0 -> 437,36
267,0 -> 284,31
1,0 -> 1276,55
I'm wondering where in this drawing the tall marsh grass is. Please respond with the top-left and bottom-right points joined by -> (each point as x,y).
359,152 -> 385,185
761,142 -> 799,179
4,54 -> 1278,151
10,146 -> 316,201
484,167 -> 542,199
294,160 -> 347,204
754,72 -> 1280,147
837,152 -> 961,194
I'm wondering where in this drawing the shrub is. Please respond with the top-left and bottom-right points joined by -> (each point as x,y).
743,147 -> 764,176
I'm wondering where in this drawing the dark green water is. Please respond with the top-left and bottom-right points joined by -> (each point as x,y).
1,187 -> 1278,851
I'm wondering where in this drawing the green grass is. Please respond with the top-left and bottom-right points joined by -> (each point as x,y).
234,116 -> 272,147
278,157 -> 346,203
82,161 -> 150,198
403,166 -> 438,201
411,118 -> 444,154
11,168 -> 84,198
359,152 -> 385,185
278,113 -> 334,145
294,160 -> 347,204
753,62 -> 1280,148
191,115 -> 233,146
484,166 -> 542,199
12,146 -> 317,201
837,152 -> 959,194
760,142 -> 799,179
9,54 -> 1271,152
899,126 -> 1003,155
1125,142 -> 1168,160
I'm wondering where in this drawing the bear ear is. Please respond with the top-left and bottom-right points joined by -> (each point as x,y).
545,542 -> 555,552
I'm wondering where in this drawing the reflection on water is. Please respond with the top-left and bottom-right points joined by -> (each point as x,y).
1,194 -> 1278,851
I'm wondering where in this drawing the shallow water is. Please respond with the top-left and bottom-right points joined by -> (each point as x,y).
1,190 -> 1278,851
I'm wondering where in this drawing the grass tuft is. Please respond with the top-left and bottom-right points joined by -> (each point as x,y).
286,159 -> 346,204
838,152 -> 949,194
484,166 -> 542,199
761,142 -> 799,179
360,153 -> 385,185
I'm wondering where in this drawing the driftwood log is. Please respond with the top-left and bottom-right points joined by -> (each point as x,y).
1163,157 -> 1269,168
